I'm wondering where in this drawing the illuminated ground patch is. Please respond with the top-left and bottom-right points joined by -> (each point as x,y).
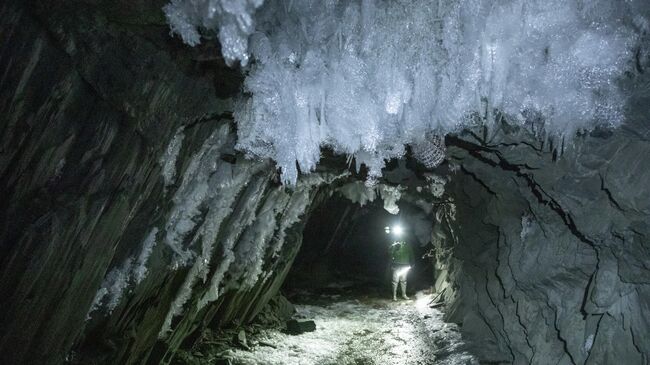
224,292 -> 478,365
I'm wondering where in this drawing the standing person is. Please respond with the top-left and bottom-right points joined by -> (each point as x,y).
387,225 -> 414,301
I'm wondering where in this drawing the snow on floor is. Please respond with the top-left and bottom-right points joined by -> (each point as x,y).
224,292 -> 479,365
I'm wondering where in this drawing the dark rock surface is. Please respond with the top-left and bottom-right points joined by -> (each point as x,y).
1,0 -> 649,364
0,1 -> 338,364
433,109 -> 650,364
285,319 -> 317,335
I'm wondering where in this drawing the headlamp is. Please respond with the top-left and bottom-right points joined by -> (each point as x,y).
384,224 -> 404,236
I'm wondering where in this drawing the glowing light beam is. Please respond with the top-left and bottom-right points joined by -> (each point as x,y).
392,225 -> 403,236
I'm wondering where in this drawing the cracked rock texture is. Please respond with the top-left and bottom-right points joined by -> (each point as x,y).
434,103 -> 650,364
0,1 -> 336,364
2,0 -> 650,365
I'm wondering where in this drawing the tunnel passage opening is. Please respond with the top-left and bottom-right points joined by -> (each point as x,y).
283,185 -> 436,300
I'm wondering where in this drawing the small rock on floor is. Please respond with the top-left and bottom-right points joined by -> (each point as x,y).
285,319 -> 316,335
233,329 -> 249,350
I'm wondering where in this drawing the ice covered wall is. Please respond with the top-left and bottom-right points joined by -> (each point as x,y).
0,1 -> 343,364
166,0 -> 648,184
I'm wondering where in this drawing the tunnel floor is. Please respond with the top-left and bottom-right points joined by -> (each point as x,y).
220,289 -> 479,365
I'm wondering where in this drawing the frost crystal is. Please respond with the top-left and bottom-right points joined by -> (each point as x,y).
87,228 -> 159,319
166,0 -> 647,184
337,181 -> 404,214
520,214 -> 535,240
134,228 -> 159,284
584,334 -> 595,353
160,127 -> 185,188
426,174 -> 447,198
378,185 -> 403,215
337,181 -> 376,207
163,0 -> 265,66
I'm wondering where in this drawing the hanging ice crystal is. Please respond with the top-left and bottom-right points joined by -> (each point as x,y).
163,0 -> 265,66
337,181 -> 377,207
166,0 -> 648,184
379,185 -> 403,215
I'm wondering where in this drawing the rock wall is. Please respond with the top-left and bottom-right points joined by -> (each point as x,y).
434,107 -> 650,364
0,1 -> 337,364
2,1 -> 650,365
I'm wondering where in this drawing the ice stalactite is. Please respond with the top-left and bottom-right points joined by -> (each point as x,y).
378,185 -> 403,215
165,0 -> 648,184
163,0 -> 264,66
337,181 -> 377,207
336,181 -> 405,215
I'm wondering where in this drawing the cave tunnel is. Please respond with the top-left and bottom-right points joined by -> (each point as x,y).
1,0 -> 650,364
286,174 -> 435,297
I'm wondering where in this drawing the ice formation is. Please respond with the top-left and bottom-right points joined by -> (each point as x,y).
134,228 -> 159,284
163,124 -> 243,268
158,150 -> 343,337
160,127 -> 185,188
158,124 -> 271,337
337,181 -> 405,214
87,228 -> 159,319
426,174 -> 448,198
166,0 -> 647,184
163,0 -> 264,66
378,185 -> 403,215
520,213 -> 535,241
337,181 -> 377,207
86,264 -> 130,318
